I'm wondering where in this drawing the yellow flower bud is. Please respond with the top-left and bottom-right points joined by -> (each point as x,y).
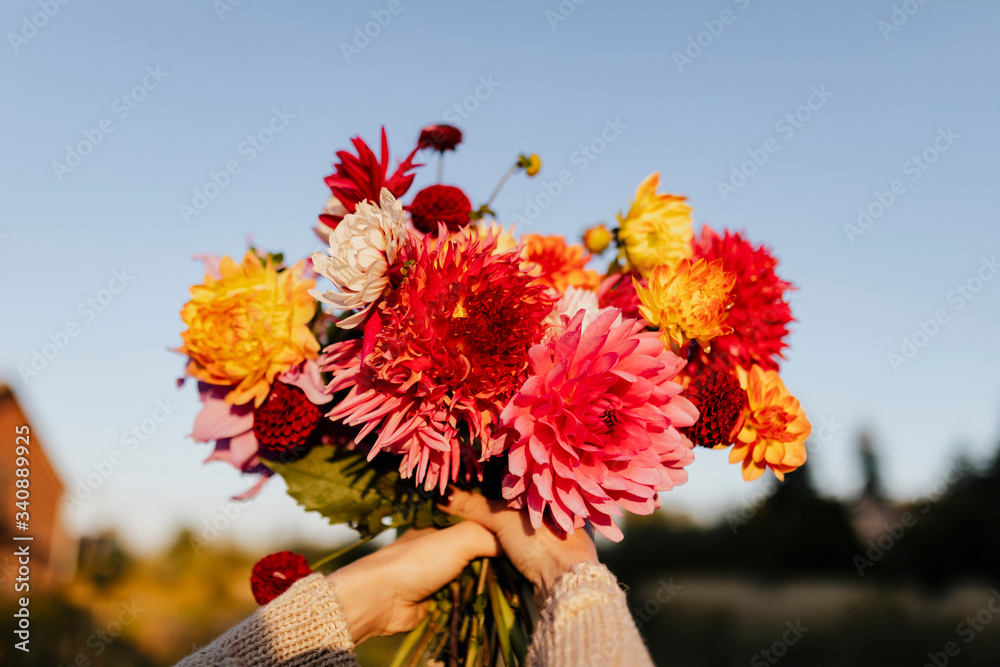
518,153 -> 542,177
583,224 -> 613,254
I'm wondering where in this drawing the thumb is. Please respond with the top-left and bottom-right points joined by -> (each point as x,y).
439,487 -> 508,533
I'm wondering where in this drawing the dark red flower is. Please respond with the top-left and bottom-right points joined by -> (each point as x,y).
679,370 -> 746,448
250,551 -> 313,605
417,124 -> 463,152
252,382 -> 322,458
407,184 -> 473,234
597,272 -> 645,321
688,225 -> 794,374
321,127 -> 421,227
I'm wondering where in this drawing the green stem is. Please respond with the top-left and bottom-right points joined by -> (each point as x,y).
486,567 -> 514,667
388,613 -> 431,667
308,535 -> 373,571
485,164 -> 517,207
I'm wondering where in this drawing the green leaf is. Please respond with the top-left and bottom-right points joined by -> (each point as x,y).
262,446 -> 408,537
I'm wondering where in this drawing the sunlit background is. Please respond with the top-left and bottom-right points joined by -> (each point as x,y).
1,1 -> 999,665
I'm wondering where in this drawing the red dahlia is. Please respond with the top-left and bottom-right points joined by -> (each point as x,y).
679,370 -> 747,448
417,124 -> 463,152
597,272 -> 645,321
688,225 -> 794,374
250,551 -> 313,605
322,230 -> 557,492
407,184 -> 473,234
252,382 -> 322,458
321,127 -> 421,228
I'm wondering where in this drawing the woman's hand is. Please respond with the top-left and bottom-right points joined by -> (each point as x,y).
440,488 -> 599,601
326,522 -> 499,644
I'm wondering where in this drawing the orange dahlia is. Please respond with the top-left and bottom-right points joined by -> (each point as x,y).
634,258 -> 736,354
729,365 -> 810,481
520,234 -> 600,293
617,173 -> 693,278
180,252 -> 320,407
689,225 -> 794,373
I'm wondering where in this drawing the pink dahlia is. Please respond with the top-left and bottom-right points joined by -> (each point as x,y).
689,225 -> 794,374
499,309 -> 698,542
321,230 -> 556,493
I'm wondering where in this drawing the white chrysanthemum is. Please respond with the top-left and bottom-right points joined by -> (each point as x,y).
310,188 -> 406,329
543,286 -> 607,339
313,195 -> 348,245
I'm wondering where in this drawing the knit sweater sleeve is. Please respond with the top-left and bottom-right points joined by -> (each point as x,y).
174,573 -> 358,667
527,562 -> 656,667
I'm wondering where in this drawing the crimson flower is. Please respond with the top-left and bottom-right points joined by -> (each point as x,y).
688,225 -> 794,374
417,124 -> 463,152
320,127 -> 421,229
250,551 -> 313,605
678,370 -> 746,448
253,382 -> 323,458
407,184 -> 473,234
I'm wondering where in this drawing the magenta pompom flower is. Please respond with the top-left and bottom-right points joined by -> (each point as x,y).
499,309 -> 698,542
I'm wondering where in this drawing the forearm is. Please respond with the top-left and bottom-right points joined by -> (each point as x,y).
174,573 -> 358,667
527,563 -> 656,667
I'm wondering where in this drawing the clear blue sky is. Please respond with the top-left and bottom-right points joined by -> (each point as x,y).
2,0 -> 998,553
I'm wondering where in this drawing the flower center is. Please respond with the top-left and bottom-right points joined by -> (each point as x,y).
751,405 -> 796,442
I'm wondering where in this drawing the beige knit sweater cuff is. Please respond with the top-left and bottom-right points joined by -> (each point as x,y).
175,573 -> 357,667
527,562 -> 656,667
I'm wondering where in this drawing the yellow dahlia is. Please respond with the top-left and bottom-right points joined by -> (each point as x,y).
635,258 -> 736,353
617,173 -> 693,277
180,252 -> 320,407
730,365 -> 811,481
459,220 -> 519,255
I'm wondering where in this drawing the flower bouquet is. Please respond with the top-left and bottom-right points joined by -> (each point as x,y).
176,123 -> 810,665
